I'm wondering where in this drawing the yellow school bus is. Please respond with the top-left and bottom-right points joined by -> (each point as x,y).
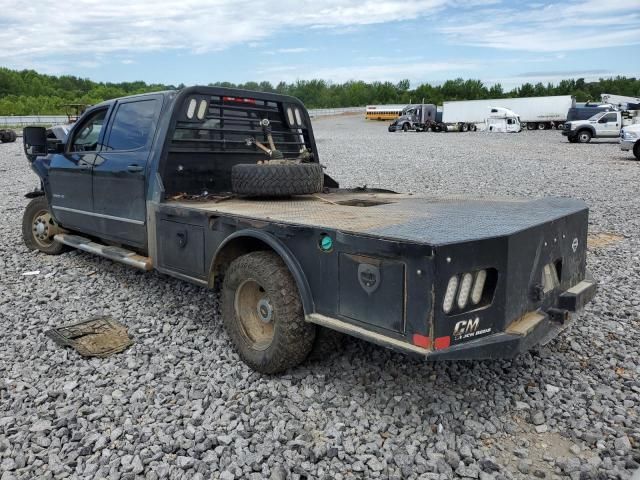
365,105 -> 406,121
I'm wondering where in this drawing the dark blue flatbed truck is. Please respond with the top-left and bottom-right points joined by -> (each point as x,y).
22,87 -> 596,373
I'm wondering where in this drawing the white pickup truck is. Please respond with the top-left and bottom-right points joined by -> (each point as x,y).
620,123 -> 640,159
562,110 -> 640,143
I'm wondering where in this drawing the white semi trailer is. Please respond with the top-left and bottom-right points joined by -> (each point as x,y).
442,95 -> 575,131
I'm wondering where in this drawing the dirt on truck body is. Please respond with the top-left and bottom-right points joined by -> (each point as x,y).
21,86 -> 596,373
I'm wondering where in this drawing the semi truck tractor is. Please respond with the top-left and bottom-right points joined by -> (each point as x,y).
389,95 -> 574,132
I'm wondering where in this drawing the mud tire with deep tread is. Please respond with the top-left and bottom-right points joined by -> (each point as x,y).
221,251 -> 316,374
231,162 -> 323,197
22,196 -> 68,255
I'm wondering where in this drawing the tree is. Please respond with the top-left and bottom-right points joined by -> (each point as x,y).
0,66 -> 638,114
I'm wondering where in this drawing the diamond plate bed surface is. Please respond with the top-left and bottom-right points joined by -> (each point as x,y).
168,192 -> 587,245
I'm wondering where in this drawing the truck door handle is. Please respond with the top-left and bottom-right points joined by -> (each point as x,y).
176,230 -> 188,248
127,164 -> 144,172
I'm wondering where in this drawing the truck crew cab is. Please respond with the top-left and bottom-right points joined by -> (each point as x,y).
563,109 -> 640,143
22,86 -> 596,374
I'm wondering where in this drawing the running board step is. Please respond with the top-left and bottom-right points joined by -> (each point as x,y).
306,313 -> 431,356
54,234 -> 152,271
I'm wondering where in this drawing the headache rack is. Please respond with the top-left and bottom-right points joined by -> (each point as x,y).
170,95 -> 310,157
161,90 -> 316,196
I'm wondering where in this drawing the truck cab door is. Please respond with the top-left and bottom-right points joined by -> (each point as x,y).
49,107 -> 110,233
92,96 -> 162,248
598,112 -> 619,137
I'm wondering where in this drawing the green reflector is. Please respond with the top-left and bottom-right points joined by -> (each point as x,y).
320,235 -> 333,251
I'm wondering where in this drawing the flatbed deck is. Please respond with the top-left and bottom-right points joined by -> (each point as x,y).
168,191 -> 587,246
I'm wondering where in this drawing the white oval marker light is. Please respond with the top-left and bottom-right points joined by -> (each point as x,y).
186,98 -> 197,119
443,276 -> 458,314
471,269 -> 487,305
457,273 -> 473,310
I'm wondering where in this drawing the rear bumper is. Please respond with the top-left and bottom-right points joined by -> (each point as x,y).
427,279 -> 596,361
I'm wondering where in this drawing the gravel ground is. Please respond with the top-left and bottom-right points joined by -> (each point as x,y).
1,116 -> 639,480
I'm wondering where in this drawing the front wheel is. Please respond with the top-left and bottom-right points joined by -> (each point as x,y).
402,123 -> 410,132
221,251 -> 316,374
577,130 -> 592,143
22,196 -> 68,255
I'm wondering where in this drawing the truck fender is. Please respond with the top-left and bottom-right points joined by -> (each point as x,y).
576,125 -> 596,136
209,229 -> 315,315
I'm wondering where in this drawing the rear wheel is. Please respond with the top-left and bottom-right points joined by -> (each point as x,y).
22,196 -> 68,255
460,123 -> 468,132
577,130 -> 592,143
527,123 -> 536,130
221,251 -> 316,374
537,123 -> 546,130
633,141 -> 640,160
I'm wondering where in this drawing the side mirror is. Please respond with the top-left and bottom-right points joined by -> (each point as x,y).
23,126 -> 47,162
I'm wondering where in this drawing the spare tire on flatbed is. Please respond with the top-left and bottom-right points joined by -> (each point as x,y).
231,162 -> 324,197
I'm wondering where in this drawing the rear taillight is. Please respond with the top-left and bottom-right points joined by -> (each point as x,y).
443,268 -> 497,315
222,96 -> 256,104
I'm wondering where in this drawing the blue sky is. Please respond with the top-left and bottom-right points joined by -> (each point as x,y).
0,0 -> 638,89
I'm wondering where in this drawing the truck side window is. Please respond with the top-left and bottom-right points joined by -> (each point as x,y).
106,99 -> 159,151
599,113 -> 617,123
69,109 -> 107,152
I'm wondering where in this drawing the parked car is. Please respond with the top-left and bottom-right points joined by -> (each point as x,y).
620,123 -> 640,160
22,86 -> 596,373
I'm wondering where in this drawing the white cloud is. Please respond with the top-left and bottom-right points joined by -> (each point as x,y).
265,47 -> 316,55
0,0 -> 447,63
438,0 -> 640,52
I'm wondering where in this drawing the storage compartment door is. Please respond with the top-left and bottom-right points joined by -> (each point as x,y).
338,254 -> 405,333
157,220 -> 205,277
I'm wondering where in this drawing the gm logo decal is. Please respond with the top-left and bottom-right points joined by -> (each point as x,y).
453,317 -> 491,341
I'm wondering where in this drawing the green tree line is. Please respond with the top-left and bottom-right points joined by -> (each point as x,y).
1,67 -> 639,115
